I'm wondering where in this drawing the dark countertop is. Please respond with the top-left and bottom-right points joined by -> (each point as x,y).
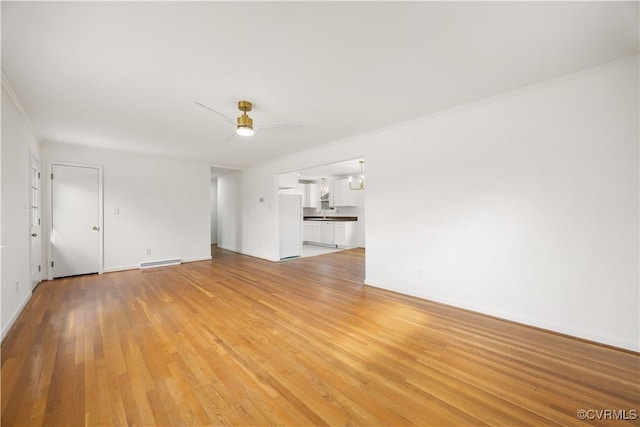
303,216 -> 358,222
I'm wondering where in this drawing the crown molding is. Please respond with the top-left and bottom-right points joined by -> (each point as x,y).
1,72 -> 42,142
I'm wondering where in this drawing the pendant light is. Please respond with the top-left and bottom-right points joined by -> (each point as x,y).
349,160 -> 365,190
320,178 -> 329,197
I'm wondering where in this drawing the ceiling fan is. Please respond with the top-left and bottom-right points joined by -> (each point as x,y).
195,100 -> 301,138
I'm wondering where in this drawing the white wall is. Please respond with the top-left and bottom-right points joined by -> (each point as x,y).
218,57 -> 639,351
218,169 -> 281,259
217,171 -> 242,254
365,58 -> 638,351
1,84 -> 41,338
41,142 -> 211,273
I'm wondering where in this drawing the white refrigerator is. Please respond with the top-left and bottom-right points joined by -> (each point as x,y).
279,194 -> 302,260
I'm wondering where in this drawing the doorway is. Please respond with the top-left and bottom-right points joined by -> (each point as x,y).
49,163 -> 103,278
29,155 -> 41,289
295,158 -> 366,258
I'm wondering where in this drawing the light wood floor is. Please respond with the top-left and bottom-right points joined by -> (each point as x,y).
2,247 -> 638,426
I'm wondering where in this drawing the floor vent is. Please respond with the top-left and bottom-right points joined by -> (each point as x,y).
139,258 -> 181,269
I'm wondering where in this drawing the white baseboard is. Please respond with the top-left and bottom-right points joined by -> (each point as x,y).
1,292 -> 32,342
182,256 -> 212,263
103,264 -> 139,273
103,256 -> 211,273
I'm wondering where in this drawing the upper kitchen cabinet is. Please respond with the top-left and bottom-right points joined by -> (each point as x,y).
299,182 -> 318,208
278,172 -> 299,189
333,178 -> 357,207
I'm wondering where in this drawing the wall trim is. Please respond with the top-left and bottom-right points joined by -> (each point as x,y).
102,256 -> 212,273
103,265 -> 139,273
1,73 -> 41,142
182,256 -> 213,263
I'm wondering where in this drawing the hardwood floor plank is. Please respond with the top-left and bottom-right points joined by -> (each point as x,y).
2,246 -> 638,426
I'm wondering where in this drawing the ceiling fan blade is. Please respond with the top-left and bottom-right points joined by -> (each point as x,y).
255,124 -> 303,132
194,101 -> 235,125
225,131 -> 239,141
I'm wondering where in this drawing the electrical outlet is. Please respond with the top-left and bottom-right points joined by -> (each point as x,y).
417,269 -> 424,279
145,248 -> 151,255
16,281 -> 19,292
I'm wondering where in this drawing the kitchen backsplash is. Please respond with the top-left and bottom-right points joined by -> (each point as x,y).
303,206 -> 359,217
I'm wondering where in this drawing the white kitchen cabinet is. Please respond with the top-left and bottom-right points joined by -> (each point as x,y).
334,221 -> 357,248
343,179 -> 357,206
301,183 -> 317,208
333,178 -> 356,207
278,172 -> 299,189
303,221 -> 321,243
333,178 -> 342,206
320,221 -> 335,245
308,183 -> 318,208
304,219 -> 358,247
298,182 -> 308,208
297,183 -> 306,205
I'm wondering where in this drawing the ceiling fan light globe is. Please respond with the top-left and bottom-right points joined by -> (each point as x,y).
236,126 -> 254,136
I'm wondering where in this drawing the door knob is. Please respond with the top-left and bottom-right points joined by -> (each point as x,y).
31,233 -> 37,237
92,226 -> 100,231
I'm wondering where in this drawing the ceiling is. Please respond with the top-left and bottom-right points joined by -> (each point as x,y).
2,2 -> 638,171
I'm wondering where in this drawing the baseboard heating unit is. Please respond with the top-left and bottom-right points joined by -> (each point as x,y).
139,258 -> 182,269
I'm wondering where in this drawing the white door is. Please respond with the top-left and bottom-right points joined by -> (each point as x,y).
29,156 -> 42,289
51,164 -> 100,278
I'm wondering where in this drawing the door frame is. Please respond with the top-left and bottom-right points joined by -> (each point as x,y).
46,161 -> 104,280
29,151 -> 42,289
